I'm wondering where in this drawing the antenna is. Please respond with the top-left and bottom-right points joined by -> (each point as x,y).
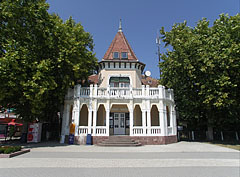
156,31 -> 161,79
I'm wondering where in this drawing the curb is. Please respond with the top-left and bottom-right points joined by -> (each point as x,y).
0,149 -> 30,158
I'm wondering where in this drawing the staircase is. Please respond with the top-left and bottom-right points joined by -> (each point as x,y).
98,136 -> 142,147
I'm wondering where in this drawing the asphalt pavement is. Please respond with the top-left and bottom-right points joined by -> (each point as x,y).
0,141 -> 239,177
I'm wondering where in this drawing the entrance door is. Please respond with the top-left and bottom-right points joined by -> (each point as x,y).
114,113 -> 125,135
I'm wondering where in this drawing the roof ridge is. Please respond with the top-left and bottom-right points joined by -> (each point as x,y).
120,32 -> 138,61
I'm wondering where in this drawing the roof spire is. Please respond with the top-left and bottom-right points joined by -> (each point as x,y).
118,19 -> 122,32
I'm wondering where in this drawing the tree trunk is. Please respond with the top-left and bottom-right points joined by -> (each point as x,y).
207,126 -> 214,141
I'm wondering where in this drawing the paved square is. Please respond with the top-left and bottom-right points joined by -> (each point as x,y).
0,142 -> 239,177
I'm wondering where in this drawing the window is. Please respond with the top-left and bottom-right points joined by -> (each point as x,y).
109,77 -> 130,88
121,52 -> 128,59
113,52 -> 119,59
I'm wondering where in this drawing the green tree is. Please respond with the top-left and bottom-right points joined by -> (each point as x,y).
0,0 -> 97,123
159,14 -> 240,138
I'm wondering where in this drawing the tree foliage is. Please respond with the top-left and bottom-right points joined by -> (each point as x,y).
159,14 -> 240,130
0,0 -> 97,122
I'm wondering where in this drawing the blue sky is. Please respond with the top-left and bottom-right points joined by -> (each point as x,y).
47,0 -> 239,78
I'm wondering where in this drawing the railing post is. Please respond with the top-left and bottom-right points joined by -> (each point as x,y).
146,85 -> 150,96
90,84 -> 93,98
158,85 -> 163,99
130,85 -> 133,98
94,84 -> 98,97
142,85 -> 145,97
162,86 -> 165,98
77,85 -> 81,97
107,85 -> 110,98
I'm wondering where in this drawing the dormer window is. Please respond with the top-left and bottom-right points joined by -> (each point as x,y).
121,52 -> 128,59
113,52 -> 119,59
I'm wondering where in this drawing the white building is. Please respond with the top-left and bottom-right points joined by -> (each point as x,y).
61,22 -> 177,145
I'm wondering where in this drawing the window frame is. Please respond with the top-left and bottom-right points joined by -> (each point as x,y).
113,52 -> 119,59
121,52 -> 128,59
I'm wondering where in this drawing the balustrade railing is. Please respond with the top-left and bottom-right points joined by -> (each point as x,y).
150,127 -> 161,135
78,126 -> 88,135
95,126 -> 107,136
133,126 -> 144,135
69,85 -> 174,101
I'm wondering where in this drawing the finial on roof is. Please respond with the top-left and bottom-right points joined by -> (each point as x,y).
118,19 -> 122,32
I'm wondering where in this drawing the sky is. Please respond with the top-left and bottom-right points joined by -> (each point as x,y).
47,0 -> 239,79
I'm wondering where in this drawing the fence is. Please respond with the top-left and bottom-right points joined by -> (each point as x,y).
178,130 -> 240,142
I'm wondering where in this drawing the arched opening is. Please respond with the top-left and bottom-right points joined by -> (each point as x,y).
151,105 -> 159,126
134,105 -> 142,126
79,104 -> 88,126
166,106 -> 170,127
97,104 -> 106,126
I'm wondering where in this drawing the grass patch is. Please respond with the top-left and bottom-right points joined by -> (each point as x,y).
209,141 -> 240,151
0,146 -> 22,154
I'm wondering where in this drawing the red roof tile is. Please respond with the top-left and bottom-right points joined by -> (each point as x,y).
103,31 -> 138,60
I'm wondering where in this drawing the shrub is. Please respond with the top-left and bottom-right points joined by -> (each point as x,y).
0,146 -> 22,154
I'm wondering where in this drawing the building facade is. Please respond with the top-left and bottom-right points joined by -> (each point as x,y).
61,22 -> 177,145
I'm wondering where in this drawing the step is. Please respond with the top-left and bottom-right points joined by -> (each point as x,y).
98,143 -> 141,147
97,136 -> 142,147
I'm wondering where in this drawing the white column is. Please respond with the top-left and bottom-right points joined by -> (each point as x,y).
88,109 -> 92,134
92,110 -> 97,135
147,109 -> 151,135
171,105 -> 177,135
141,109 -> 146,136
159,101 -> 167,136
106,108 -> 110,136
129,109 -> 134,136
73,100 -> 80,136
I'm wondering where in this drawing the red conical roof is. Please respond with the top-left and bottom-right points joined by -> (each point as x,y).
103,31 -> 138,61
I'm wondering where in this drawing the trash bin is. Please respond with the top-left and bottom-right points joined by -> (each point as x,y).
20,133 -> 27,143
86,134 -> 92,145
68,134 -> 74,144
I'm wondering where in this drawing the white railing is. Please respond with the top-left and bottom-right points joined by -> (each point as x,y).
78,126 -> 88,135
150,127 -> 161,135
97,88 -> 107,96
133,126 -> 144,135
168,127 -> 173,135
133,88 -> 142,97
72,85 -> 174,101
109,88 -> 131,97
95,126 -> 107,136
149,88 -> 159,97
80,88 -> 90,97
